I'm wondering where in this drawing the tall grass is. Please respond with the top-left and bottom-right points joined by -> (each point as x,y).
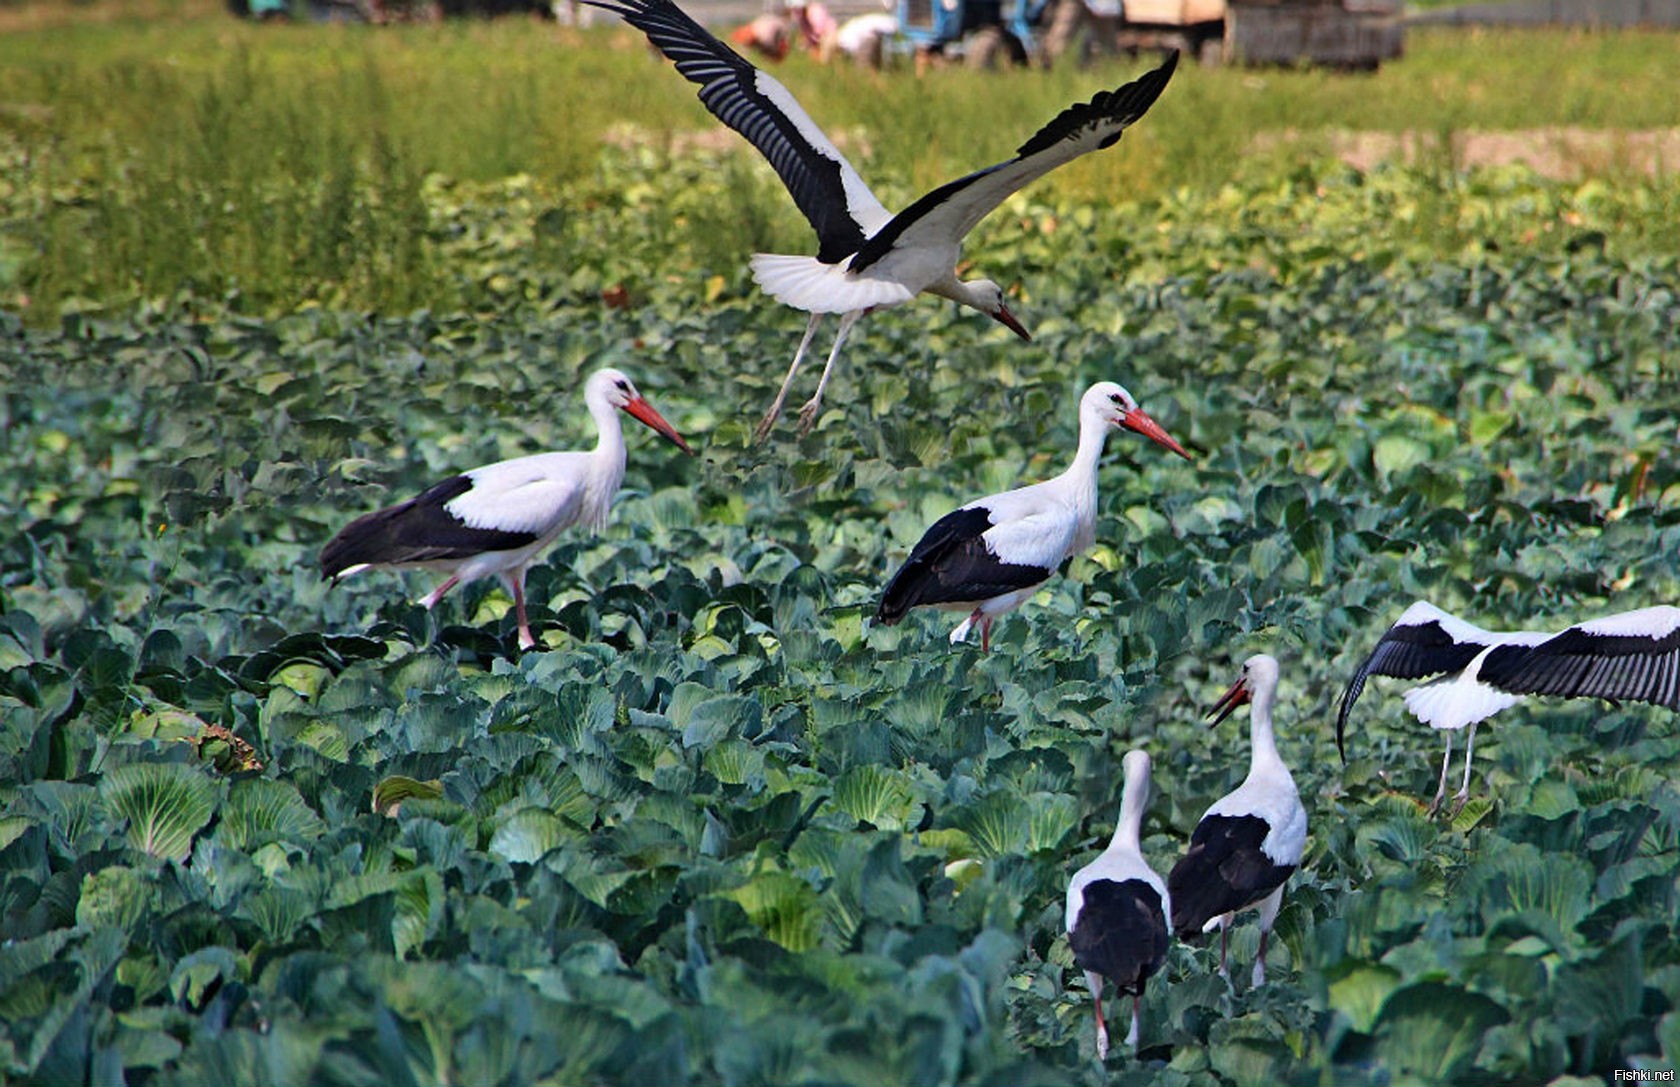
20,47 -> 436,313
0,6 -> 1676,320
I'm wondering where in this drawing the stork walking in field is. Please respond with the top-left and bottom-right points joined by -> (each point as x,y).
873,381 -> 1189,651
1168,654 -> 1306,987
583,0 -> 1178,439
1337,600 -> 1680,814
1066,749 -> 1171,1059
320,368 -> 693,650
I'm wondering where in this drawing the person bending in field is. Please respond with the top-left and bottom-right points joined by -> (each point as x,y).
730,1 -> 840,62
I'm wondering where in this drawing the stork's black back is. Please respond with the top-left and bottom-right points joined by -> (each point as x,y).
1166,814 -> 1296,938
320,476 -> 541,580
874,507 -> 1047,624
1068,878 -> 1169,995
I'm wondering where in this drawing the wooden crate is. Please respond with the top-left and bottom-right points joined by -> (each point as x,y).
1228,1 -> 1402,67
1122,0 -> 1226,25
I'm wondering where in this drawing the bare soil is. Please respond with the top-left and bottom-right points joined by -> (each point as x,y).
1264,127 -> 1680,179
613,122 -> 1680,181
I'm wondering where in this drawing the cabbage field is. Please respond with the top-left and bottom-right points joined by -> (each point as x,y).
3,9 -> 1680,1085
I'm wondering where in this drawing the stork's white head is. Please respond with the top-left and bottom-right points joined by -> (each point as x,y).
1081,381 -> 1191,460
968,279 -> 1031,341
585,368 -> 694,455
1243,653 -> 1280,693
1120,748 -> 1152,790
1210,653 -> 1280,727
586,367 -> 641,410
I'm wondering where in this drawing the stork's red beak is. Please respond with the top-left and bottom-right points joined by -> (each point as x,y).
624,396 -> 694,455
1120,408 -> 1191,460
992,303 -> 1031,342
1208,677 -> 1252,728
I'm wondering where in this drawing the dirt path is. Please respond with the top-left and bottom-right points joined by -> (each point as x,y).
1262,127 -> 1680,179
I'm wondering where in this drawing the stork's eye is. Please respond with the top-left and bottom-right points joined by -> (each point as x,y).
616,380 -> 631,392
1109,393 -> 1123,404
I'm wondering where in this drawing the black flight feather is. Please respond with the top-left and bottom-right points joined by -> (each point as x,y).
848,51 -> 1177,276
1167,814 -> 1296,938
874,506 -> 1050,625
320,476 -> 543,580
1335,619 -> 1486,761
581,0 -> 870,263
1012,48 -> 1177,159
1480,624 -> 1680,709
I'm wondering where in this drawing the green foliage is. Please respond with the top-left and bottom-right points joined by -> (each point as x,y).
99,762 -> 222,861
1,15 -> 1678,319
3,12 -> 1680,1085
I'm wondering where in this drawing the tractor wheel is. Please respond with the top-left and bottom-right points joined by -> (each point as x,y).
965,26 -> 1028,68
1195,27 -> 1225,66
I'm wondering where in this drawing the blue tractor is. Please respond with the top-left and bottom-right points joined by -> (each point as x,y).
894,0 -> 1065,67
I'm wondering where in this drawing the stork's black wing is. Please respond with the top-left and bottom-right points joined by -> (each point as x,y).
320,476 -> 540,579
1167,815 -> 1295,938
873,506 -> 1049,623
1479,606 -> 1680,709
1335,604 -> 1491,760
848,51 -> 1177,275
583,0 -> 886,262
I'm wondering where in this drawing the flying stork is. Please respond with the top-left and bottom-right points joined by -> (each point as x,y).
320,368 -> 693,650
1066,748 -> 1171,1060
1337,600 -> 1680,814
583,0 -> 1178,439
1168,653 -> 1306,988
872,381 -> 1189,651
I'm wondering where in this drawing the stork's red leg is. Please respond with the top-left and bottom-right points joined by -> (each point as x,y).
511,572 -> 535,650
422,575 -> 461,610
1088,974 -> 1109,1060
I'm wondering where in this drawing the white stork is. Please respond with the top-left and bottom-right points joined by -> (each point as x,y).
872,381 -> 1189,651
1337,600 -> 1680,814
583,0 -> 1178,439
1168,654 -> 1306,988
319,368 -> 693,650
1066,748 -> 1171,1060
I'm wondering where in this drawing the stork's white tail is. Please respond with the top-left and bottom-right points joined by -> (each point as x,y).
750,253 -> 914,314
1403,675 -> 1519,732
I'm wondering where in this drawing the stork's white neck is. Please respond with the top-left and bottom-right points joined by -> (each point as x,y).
1035,402 -> 1110,556
586,393 -> 628,465
1069,404 -> 1112,479
1247,675 -> 1286,777
928,274 -> 988,312
1109,757 -> 1150,854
